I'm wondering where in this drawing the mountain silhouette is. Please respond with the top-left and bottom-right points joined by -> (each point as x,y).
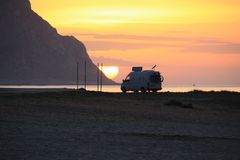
0,0 -> 115,85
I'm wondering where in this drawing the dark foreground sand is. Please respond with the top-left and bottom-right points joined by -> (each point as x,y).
0,89 -> 240,160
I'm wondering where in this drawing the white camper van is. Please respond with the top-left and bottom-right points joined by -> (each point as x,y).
121,67 -> 164,93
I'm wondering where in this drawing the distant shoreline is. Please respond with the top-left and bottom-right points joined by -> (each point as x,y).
0,83 -> 121,86
0,87 -> 239,94
1,84 -> 240,93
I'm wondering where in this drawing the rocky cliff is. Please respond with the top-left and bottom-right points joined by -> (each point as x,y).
0,0 -> 115,84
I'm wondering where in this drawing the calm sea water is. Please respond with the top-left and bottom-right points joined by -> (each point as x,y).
0,85 -> 240,92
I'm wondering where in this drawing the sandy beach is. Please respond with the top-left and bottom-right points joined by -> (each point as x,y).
0,89 -> 240,159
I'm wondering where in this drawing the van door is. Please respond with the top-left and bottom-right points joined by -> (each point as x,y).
127,73 -> 139,91
130,75 -> 139,90
149,73 -> 161,89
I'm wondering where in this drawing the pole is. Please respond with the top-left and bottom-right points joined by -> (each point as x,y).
97,63 -> 99,91
100,63 -> 103,92
84,61 -> 87,90
77,62 -> 79,90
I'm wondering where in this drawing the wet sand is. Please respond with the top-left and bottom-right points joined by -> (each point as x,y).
0,90 -> 240,159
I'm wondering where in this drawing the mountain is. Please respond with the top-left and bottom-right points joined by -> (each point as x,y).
0,0 -> 115,85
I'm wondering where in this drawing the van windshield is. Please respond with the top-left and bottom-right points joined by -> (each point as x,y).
124,75 -> 130,81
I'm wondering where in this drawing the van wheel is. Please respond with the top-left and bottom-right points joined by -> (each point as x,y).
141,87 -> 146,93
121,87 -> 126,93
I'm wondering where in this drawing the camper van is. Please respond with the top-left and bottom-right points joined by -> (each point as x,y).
121,67 -> 164,93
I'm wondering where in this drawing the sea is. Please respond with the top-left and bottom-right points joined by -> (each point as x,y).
0,85 -> 240,93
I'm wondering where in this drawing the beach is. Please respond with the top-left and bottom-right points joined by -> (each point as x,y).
0,90 -> 240,159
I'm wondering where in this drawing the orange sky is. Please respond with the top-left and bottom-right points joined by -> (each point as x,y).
30,0 -> 240,86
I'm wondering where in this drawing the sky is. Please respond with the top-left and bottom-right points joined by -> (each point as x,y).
30,0 -> 240,86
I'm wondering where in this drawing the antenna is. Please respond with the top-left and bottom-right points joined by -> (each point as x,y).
152,65 -> 157,70
76,62 -> 79,90
84,60 -> 87,90
100,63 -> 103,92
97,63 -> 99,91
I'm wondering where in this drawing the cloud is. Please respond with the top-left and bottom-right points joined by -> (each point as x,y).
73,33 -> 240,54
84,40 -> 179,51
91,56 -> 152,66
77,33 -> 200,42
77,33 -> 226,44
183,43 -> 240,54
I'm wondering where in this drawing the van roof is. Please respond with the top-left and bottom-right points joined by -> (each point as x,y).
142,70 -> 159,73
129,70 -> 160,75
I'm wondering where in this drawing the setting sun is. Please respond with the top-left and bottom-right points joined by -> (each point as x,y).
99,66 -> 119,79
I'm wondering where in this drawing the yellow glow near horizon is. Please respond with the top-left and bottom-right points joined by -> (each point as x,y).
99,66 -> 119,79
30,0 -> 240,42
30,0 -> 240,26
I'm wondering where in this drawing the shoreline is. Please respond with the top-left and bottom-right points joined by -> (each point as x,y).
0,87 -> 239,94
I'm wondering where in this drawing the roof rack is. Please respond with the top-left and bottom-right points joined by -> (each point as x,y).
132,67 -> 142,72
